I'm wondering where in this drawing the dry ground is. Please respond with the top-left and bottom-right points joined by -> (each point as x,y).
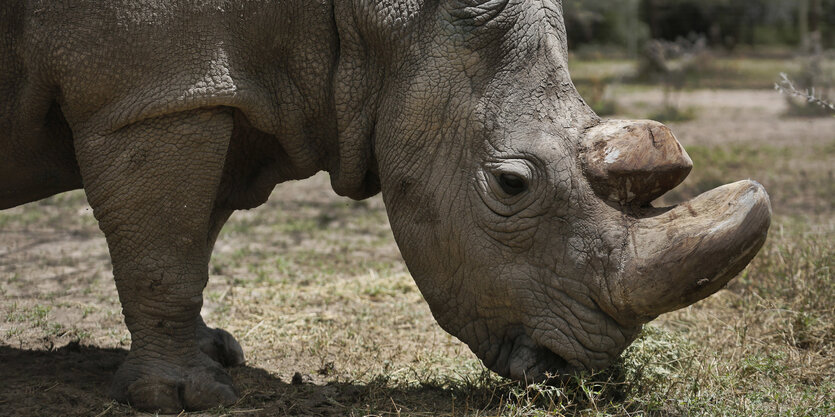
1,87 -> 833,416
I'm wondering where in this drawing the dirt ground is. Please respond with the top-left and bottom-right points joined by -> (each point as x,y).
1,88 -> 833,416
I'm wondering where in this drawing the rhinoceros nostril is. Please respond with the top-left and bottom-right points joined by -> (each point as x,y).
581,120 -> 693,206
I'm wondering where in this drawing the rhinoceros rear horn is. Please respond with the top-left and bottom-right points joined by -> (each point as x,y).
581,120 -> 693,206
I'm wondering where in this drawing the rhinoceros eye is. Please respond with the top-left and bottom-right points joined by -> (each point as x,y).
498,173 -> 527,196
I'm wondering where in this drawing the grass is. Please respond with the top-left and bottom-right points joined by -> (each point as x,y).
569,55 -> 823,122
646,105 -> 697,123
1,58 -> 833,415
660,141 -> 835,218
568,55 -> 821,90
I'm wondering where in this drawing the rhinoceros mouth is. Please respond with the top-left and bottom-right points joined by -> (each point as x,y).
479,331 -> 576,382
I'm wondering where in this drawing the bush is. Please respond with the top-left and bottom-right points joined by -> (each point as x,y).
775,50 -> 835,116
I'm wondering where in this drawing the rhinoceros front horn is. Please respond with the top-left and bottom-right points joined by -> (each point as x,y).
613,180 -> 771,324
581,120 -> 693,207
581,121 -> 772,325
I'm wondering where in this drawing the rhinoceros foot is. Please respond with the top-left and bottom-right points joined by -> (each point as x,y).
196,317 -> 246,368
111,352 -> 238,413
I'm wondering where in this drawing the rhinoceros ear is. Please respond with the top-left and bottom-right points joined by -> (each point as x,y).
329,2 -> 384,200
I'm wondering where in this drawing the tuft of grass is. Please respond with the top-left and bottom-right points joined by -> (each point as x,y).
4,304 -> 52,327
734,221 -> 834,355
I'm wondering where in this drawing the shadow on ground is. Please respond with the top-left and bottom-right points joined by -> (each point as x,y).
0,343 -> 495,416
0,343 -> 126,416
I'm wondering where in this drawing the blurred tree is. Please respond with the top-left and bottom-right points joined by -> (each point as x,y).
640,0 -> 748,49
564,0 -> 833,50
563,0 -> 648,55
800,0 -> 810,50
805,0 -> 825,52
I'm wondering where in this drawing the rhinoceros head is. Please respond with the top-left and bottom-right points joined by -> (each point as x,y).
329,0 -> 771,380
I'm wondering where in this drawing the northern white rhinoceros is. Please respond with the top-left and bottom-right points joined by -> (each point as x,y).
0,0 -> 771,412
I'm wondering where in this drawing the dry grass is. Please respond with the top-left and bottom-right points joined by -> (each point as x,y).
569,54 -> 835,91
1,70 -> 833,416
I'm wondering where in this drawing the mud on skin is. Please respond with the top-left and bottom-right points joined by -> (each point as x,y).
0,0 -> 770,412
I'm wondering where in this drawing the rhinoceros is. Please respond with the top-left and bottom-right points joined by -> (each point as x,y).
0,0 -> 771,412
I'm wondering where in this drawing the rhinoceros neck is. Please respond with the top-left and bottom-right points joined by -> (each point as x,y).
325,0 -> 386,201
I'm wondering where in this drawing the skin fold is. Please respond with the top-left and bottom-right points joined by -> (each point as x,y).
0,0 -> 771,412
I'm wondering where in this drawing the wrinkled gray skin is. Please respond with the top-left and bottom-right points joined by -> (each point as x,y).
0,0 -> 771,413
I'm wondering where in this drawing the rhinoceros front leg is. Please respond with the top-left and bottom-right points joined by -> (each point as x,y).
74,109 -> 237,412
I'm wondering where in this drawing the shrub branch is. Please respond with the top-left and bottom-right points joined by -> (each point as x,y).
774,72 -> 835,112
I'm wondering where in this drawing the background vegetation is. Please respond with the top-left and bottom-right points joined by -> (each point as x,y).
565,0 -> 834,53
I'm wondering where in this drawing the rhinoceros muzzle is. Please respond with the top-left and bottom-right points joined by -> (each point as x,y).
581,120 -> 772,327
